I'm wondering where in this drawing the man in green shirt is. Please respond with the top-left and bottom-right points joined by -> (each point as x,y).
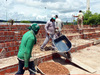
15,23 -> 40,75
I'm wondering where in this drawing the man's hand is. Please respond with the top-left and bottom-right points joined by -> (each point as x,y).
55,27 -> 58,29
23,67 -> 29,70
56,27 -> 58,29
47,33 -> 49,36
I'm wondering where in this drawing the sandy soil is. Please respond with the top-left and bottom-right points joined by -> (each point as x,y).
7,44 -> 100,75
65,44 -> 100,74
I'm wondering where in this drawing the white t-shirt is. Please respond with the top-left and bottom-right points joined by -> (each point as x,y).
78,12 -> 84,19
55,18 -> 63,31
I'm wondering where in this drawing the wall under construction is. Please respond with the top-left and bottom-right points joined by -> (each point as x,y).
0,25 -> 100,58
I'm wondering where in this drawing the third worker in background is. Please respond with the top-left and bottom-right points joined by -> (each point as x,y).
73,10 -> 84,30
55,15 -> 63,38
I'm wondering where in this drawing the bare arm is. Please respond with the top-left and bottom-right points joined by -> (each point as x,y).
73,15 -> 78,17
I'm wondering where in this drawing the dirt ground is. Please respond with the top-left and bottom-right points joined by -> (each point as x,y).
64,44 -> 100,74
9,44 -> 100,75
40,44 -> 100,75
2,30 -> 100,74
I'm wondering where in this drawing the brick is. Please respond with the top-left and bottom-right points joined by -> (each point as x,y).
8,47 -> 12,51
10,66 -> 18,73
70,48 -> 76,53
37,58 -> 41,65
14,41 -> 18,46
6,68 -> 11,73
0,43 -> 5,48
6,52 -> 10,57
16,46 -> 19,50
10,37 -> 14,40
10,42 -> 14,46
4,31 -> 8,35
5,42 -> 11,47
43,56 -> 47,61
77,45 -> 83,50
14,50 -> 18,55
40,57 -> 45,62
12,47 -> 16,50
0,70 -> 5,74
0,48 -> 2,52
0,32 -> 4,35
0,37 -> 5,41
11,51 -> 15,56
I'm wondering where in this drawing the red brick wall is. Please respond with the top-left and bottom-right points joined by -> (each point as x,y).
0,25 -> 100,58
0,64 -> 18,74
0,41 -> 20,58
0,31 -> 28,43
0,25 -> 29,31
0,25 -> 45,31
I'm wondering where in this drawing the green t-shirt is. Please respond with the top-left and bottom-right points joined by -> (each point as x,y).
17,30 -> 36,67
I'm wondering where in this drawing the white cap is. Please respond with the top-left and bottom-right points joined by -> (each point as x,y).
51,14 -> 55,18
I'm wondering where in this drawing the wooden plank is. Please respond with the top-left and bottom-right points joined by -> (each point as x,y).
71,58 -> 96,73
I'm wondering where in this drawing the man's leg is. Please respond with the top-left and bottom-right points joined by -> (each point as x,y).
15,60 -> 25,75
29,61 -> 36,75
77,19 -> 81,30
58,31 -> 62,37
81,20 -> 83,30
54,31 -> 58,39
40,34 -> 50,50
50,34 -> 56,49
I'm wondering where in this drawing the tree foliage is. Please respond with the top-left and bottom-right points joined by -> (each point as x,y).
83,10 -> 100,26
20,20 -> 31,23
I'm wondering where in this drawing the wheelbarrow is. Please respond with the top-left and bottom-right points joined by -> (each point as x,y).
29,35 -> 96,74
53,35 -> 97,73
53,35 -> 72,61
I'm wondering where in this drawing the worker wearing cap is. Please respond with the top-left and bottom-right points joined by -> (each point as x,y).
73,10 -> 84,30
15,23 -> 40,75
40,17 -> 56,51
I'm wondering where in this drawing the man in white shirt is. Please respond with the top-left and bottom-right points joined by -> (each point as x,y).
55,15 -> 63,38
73,10 -> 84,30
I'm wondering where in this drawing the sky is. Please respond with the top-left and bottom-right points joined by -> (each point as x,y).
0,0 -> 100,22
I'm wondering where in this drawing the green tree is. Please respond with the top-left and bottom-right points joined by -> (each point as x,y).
20,20 -> 31,23
83,10 -> 92,25
83,10 -> 100,26
97,14 -> 100,25
88,13 -> 98,26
